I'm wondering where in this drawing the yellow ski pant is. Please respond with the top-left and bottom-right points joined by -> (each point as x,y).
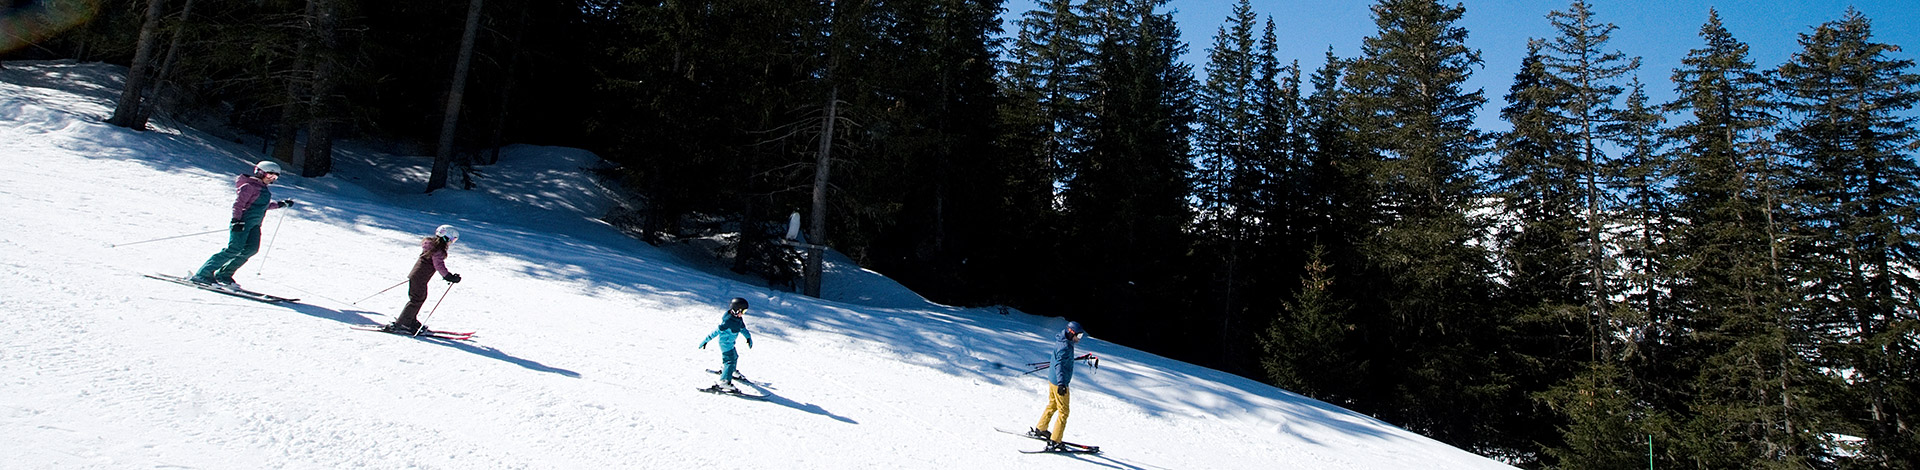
1035,384 -> 1071,443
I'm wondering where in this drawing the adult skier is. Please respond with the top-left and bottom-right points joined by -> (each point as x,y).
1029,321 -> 1093,452
190,160 -> 295,288
383,225 -> 463,335
698,298 -> 755,393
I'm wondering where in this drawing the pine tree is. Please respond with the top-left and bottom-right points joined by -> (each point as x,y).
1192,0 -> 1271,370
1194,0 -> 1261,243
1505,4 -> 1654,464
993,0 -> 1091,312
1240,19 -> 1310,376
1492,43 -> 1590,465
1492,40 -> 1584,348
1340,0 -> 1506,453
1604,80 -> 1685,464
1538,362 -> 1677,469
1774,9 -> 1920,466
1540,0 -> 1640,360
1664,10 -> 1831,466
1060,0 -> 1196,349
1608,79 -> 1673,365
1261,245 -> 1360,406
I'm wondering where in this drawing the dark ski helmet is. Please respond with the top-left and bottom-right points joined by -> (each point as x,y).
1065,321 -> 1085,340
729,298 -> 749,311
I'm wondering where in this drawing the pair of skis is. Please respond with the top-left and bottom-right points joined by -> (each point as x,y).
150,273 -> 476,341
348,324 -> 475,341
146,273 -> 300,303
996,427 -> 1102,454
697,370 -> 768,400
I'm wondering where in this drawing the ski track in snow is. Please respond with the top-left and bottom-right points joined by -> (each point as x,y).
0,60 -> 1514,470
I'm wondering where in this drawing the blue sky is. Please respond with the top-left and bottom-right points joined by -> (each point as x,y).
999,0 -> 1920,131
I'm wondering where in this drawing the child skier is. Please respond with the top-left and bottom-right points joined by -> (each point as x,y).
383,225 -> 463,335
698,298 -> 755,393
190,160 -> 295,288
1029,321 -> 1094,452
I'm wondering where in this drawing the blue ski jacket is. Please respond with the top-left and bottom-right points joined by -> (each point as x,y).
1048,330 -> 1077,388
700,312 -> 753,352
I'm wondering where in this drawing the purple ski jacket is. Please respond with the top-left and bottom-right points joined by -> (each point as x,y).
416,238 -> 452,278
230,174 -> 289,221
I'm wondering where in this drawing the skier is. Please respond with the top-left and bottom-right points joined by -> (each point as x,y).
190,160 -> 295,288
698,298 -> 755,393
383,225 -> 463,335
1029,321 -> 1093,452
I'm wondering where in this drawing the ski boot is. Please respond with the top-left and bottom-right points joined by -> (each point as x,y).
382,322 -> 425,335
1027,427 -> 1052,440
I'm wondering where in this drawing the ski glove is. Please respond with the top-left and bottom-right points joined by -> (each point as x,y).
277,199 -> 296,208
698,342 -> 708,349
1057,384 -> 1069,395
230,219 -> 246,231
445,273 -> 462,283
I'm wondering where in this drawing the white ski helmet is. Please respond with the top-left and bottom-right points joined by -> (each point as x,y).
254,160 -> 282,175
435,225 -> 460,241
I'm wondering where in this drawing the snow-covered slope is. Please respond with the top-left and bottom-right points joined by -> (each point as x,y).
0,60 -> 1515,469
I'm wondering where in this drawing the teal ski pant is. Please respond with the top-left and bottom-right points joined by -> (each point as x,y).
195,226 -> 261,281
720,348 -> 740,383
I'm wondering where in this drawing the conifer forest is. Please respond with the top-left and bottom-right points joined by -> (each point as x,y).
5,0 -> 1917,467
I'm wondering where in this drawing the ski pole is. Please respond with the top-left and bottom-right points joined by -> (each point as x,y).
108,228 -> 224,248
415,282 -> 455,336
255,209 -> 290,274
351,279 -> 409,305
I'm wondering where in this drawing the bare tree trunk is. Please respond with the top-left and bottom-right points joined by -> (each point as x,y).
138,0 -> 195,125
108,0 -> 166,130
278,0 -> 318,167
803,88 -> 838,298
300,0 -> 337,177
484,5 -> 528,166
1,0 -> 12,69
427,0 -> 485,193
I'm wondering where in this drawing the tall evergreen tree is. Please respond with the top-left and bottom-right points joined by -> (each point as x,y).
1505,4 -> 1650,464
993,0 -> 1092,312
1491,43 -> 1590,466
585,0 -> 818,241
1238,19 -> 1309,376
1340,0 -> 1508,453
1261,245 -> 1357,402
1664,10 -> 1832,466
1492,40 -> 1583,350
1059,0 -> 1195,350
832,0 -> 1007,305
1774,9 -> 1920,466
1193,0 -> 1280,370
1194,0 -> 1260,242
1540,0 -> 1639,360
1261,51 -> 1370,407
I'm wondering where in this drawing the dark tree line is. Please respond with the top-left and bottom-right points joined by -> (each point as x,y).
7,0 -> 1918,466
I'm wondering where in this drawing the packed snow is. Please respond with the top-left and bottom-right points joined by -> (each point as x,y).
0,60 -> 1515,469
